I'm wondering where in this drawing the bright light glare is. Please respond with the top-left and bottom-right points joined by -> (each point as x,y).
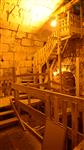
19,0 -> 63,28
53,67 -> 70,76
50,20 -> 57,27
53,70 -> 59,76
31,6 -> 51,25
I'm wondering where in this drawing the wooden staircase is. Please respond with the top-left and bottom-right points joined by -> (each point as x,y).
33,11 -> 83,76
0,105 -> 18,129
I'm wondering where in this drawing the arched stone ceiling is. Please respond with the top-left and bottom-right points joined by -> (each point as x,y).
0,0 -> 63,32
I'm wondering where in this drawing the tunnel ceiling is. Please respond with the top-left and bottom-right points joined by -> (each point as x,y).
0,0 -> 63,32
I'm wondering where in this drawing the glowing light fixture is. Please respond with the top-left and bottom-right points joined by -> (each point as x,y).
53,70 -> 59,76
50,19 -> 57,27
53,67 -> 70,76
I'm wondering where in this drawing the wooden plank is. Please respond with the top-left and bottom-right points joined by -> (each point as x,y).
45,94 -> 51,118
39,65 -> 43,89
12,83 -> 84,103
53,96 -> 59,123
15,101 -> 46,123
51,0 -> 79,16
22,120 -> 43,141
62,100 -> 67,127
10,99 -> 26,130
19,99 -> 41,105
72,102 -> 78,148
0,110 -> 14,116
73,140 -> 84,150
42,119 -> 66,150
0,117 -> 18,127
76,57 -> 80,96
80,0 -> 83,38
82,102 -> 84,137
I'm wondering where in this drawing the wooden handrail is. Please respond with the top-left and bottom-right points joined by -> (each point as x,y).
12,83 -> 83,102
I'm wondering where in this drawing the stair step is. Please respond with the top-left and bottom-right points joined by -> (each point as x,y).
0,110 -> 14,116
0,117 -> 18,128
0,106 -> 11,112
19,94 -> 28,100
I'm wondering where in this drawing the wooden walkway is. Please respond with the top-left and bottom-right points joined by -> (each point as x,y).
0,126 -> 41,150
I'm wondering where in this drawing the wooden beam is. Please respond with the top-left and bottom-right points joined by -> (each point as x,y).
51,0 -> 79,16
57,18 -> 62,92
80,0 -> 83,38
39,65 -> 43,89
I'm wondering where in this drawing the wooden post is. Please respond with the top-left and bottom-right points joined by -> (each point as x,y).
75,1 -> 83,96
14,90 -> 19,101
57,16 -> 62,92
46,62 -> 51,90
58,40 -> 62,92
28,96 -> 31,105
39,65 -> 43,89
76,57 -> 80,96
83,113 -> 84,139
12,67 -> 16,83
54,96 -> 59,123
82,102 -> 84,138
80,0 -> 83,39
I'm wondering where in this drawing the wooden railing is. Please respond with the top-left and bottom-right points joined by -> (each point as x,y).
12,83 -> 84,149
16,72 -> 48,86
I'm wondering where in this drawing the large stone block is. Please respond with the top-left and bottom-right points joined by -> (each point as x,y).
34,40 -> 43,47
1,35 -> 14,44
1,60 -> 10,68
0,43 -> 9,52
21,38 -> 33,46
14,45 -> 22,52
0,20 -> 10,29
3,52 -> 13,61
0,28 -> 11,36
16,31 -> 26,39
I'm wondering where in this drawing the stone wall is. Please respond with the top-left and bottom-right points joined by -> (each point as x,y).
0,20 -> 44,76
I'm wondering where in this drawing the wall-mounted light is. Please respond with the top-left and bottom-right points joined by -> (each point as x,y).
50,19 -> 57,27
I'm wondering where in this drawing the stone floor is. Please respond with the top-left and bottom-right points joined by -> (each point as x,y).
0,125 -> 41,150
